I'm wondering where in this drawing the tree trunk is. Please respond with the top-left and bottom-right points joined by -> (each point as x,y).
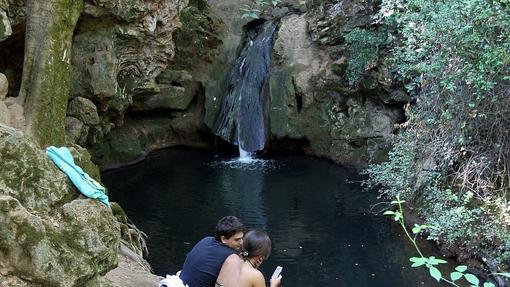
18,0 -> 83,147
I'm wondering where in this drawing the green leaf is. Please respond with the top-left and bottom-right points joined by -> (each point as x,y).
393,211 -> 402,221
455,265 -> 468,272
493,272 -> 510,278
464,274 -> 480,285
383,211 -> 396,215
410,257 -> 428,264
483,282 -> 496,287
450,272 -> 463,281
428,257 -> 447,265
412,224 -> 421,234
429,266 -> 442,282
411,262 -> 426,267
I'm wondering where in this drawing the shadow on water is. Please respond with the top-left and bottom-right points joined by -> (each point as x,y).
103,148 -> 449,287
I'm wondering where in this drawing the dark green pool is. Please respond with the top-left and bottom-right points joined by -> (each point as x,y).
102,148 -> 444,287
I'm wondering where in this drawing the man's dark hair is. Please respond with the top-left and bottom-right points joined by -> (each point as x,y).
214,216 -> 245,241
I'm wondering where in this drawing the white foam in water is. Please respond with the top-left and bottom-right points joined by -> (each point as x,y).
238,147 -> 254,163
208,146 -> 280,170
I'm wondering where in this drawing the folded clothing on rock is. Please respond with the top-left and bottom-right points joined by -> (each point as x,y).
46,146 -> 109,207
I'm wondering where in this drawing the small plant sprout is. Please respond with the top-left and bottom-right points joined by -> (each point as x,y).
384,195 -> 505,287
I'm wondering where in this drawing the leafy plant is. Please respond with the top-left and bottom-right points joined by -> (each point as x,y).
344,28 -> 387,86
365,0 -> 510,274
384,195 -> 509,287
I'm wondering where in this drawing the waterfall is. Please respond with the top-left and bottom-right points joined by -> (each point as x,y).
238,146 -> 253,163
212,21 -> 277,153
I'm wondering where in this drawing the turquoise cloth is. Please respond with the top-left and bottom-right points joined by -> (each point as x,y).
46,146 -> 110,207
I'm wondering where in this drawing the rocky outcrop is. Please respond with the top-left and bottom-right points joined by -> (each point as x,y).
269,5 -> 404,167
0,124 -> 120,286
72,0 -> 179,128
80,0 -> 225,166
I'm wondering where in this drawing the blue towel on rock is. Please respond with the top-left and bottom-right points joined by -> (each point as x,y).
46,146 -> 110,207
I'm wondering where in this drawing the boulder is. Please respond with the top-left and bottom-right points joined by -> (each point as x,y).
156,70 -> 193,85
132,86 -> 194,111
67,97 -> 100,125
0,124 -> 120,286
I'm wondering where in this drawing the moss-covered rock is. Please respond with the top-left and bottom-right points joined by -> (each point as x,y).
0,124 -> 75,213
18,0 -> 83,147
0,124 -> 120,286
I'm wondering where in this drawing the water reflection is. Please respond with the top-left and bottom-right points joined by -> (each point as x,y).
103,148 -> 447,287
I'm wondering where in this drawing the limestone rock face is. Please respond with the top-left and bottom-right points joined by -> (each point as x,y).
267,0 -> 405,167
71,0 -> 186,141
0,125 -> 120,286
87,0 -> 225,166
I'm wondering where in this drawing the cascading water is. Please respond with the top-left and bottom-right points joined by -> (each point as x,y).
212,21 -> 277,158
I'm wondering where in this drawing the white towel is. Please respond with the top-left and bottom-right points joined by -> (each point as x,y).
159,272 -> 188,287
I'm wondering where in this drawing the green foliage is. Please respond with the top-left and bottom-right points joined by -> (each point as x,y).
344,28 -> 387,86
384,197 -> 504,287
365,0 -> 510,276
240,0 -> 281,20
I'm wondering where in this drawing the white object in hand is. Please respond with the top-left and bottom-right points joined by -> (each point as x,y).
271,266 -> 283,279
